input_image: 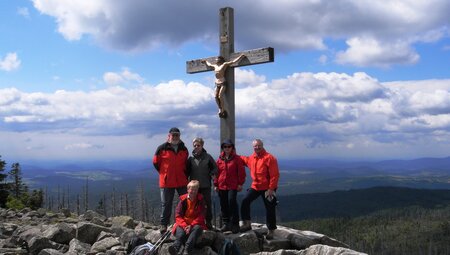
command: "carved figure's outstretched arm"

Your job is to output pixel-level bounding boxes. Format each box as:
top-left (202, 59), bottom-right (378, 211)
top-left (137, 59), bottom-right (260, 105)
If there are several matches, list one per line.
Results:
top-left (202, 59), bottom-right (213, 67)
top-left (227, 54), bottom-right (245, 65)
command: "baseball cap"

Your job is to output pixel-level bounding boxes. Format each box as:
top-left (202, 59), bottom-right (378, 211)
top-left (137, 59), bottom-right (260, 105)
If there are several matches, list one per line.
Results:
top-left (221, 139), bottom-right (234, 148)
top-left (169, 127), bottom-right (180, 134)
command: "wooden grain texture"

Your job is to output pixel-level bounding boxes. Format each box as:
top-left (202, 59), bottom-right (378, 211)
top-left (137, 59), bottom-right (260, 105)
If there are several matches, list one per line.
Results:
top-left (186, 47), bottom-right (274, 74)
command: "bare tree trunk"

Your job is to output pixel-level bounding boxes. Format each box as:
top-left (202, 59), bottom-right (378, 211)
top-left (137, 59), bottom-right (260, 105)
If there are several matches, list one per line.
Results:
top-left (103, 194), bottom-right (108, 218)
top-left (84, 176), bottom-right (89, 212)
top-left (57, 185), bottom-right (61, 210)
top-left (112, 186), bottom-right (116, 217)
top-left (45, 186), bottom-right (49, 210)
top-left (120, 193), bottom-right (124, 216)
top-left (50, 196), bottom-right (54, 212)
top-left (140, 181), bottom-right (145, 221)
top-left (131, 199), bottom-right (136, 219)
top-left (151, 206), bottom-right (156, 225)
top-left (66, 186), bottom-right (70, 210)
top-left (76, 194), bottom-right (80, 215)
top-left (125, 193), bottom-right (129, 216)
top-left (145, 197), bottom-right (150, 223)
top-left (61, 186), bottom-right (65, 211)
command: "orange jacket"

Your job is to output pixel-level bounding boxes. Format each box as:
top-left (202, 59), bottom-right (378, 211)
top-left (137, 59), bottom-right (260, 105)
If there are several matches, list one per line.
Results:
top-left (172, 193), bottom-right (207, 234)
top-left (241, 149), bottom-right (279, 191)
top-left (153, 141), bottom-right (189, 188)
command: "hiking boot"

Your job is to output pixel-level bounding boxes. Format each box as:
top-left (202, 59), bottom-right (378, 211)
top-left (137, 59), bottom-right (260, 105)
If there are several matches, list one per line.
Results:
top-left (240, 220), bottom-right (252, 232)
top-left (219, 224), bottom-right (231, 232)
top-left (168, 245), bottom-right (178, 255)
top-left (160, 224), bottom-right (168, 233)
top-left (183, 244), bottom-right (192, 255)
top-left (266, 229), bottom-right (275, 240)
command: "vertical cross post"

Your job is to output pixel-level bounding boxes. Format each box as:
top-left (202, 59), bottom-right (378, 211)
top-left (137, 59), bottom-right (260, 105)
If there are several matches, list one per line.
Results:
top-left (219, 7), bottom-right (235, 143)
top-left (186, 7), bottom-right (274, 144)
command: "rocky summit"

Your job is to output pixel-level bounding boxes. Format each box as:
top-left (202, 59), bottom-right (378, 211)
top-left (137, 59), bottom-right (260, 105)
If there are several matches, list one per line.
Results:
top-left (0, 207), bottom-right (367, 255)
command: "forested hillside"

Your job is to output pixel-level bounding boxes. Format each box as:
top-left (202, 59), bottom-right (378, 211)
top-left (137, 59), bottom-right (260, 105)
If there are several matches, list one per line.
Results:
top-left (285, 205), bottom-right (450, 255)
top-left (250, 186), bottom-right (450, 222)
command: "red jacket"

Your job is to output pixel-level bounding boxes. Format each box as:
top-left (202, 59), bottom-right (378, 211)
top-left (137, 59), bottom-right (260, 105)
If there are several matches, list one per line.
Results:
top-left (214, 151), bottom-right (246, 190)
top-left (153, 141), bottom-right (189, 188)
top-left (241, 149), bottom-right (279, 191)
top-left (172, 193), bottom-right (207, 234)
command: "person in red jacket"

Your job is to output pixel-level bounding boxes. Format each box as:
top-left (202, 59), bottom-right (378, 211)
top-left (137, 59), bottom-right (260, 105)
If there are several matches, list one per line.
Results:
top-left (153, 127), bottom-right (189, 234)
top-left (240, 139), bottom-right (280, 240)
top-left (169, 180), bottom-right (207, 255)
top-left (214, 139), bottom-right (246, 234)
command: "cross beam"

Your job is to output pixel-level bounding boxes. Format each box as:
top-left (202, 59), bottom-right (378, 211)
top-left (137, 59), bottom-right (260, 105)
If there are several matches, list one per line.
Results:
top-left (186, 7), bottom-right (274, 144)
top-left (186, 47), bottom-right (274, 74)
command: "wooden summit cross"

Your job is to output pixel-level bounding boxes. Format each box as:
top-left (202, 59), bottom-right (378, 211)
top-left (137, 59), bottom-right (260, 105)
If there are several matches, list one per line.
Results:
top-left (186, 7), bottom-right (274, 143)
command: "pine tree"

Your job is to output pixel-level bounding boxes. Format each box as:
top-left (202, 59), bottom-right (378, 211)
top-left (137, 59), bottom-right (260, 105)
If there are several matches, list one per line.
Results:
top-left (28, 189), bottom-right (44, 210)
top-left (9, 162), bottom-right (25, 198)
top-left (0, 156), bottom-right (9, 207)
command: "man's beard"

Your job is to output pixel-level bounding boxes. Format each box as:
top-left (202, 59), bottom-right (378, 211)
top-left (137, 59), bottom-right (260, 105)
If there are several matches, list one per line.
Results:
top-left (171, 140), bottom-right (180, 145)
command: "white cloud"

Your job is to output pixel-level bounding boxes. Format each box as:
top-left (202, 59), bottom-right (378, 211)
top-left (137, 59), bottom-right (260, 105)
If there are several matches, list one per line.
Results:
top-left (31, 0), bottom-right (450, 67)
top-left (335, 37), bottom-right (420, 67)
top-left (2, 70), bottom-right (450, 160)
top-left (0, 80), bottom-right (212, 135)
top-left (235, 69), bottom-right (266, 88)
top-left (103, 68), bottom-right (145, 86)
top-left (64, 143), bottom-right (104, 150)
top-left (103, 72), bottom-right (124, 86)
top-left (0, 53), bottom-right (21, 71)
top-left (17, 7), bottom-right (30, 18)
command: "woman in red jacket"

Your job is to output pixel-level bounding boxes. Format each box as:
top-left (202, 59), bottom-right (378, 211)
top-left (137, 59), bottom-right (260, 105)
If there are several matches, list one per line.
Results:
top-left (214, 139), bottom-right (246, 233)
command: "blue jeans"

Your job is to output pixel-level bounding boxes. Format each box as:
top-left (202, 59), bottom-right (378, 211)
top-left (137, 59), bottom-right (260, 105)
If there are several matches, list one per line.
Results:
top-left (160, 187), bottom-right (187, 226)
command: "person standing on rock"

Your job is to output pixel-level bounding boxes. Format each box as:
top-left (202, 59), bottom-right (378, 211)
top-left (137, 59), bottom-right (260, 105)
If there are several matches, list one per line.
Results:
top-left (240, 139), bottom-right (280, 239)
top-left (214, 139), bottom-right (246, 234)
top-left (169, 180), bottom-right (207, 255)
top-left (153, 127), bottom-right (189, 234)
top-left (186, 137), bottom-right (218, 230)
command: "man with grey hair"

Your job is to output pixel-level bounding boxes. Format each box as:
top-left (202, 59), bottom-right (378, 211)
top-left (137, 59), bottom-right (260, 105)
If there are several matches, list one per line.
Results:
top-left (153, 127), bottom-right (189, 234)
top-left (240, 139), bottom-right (280, 240)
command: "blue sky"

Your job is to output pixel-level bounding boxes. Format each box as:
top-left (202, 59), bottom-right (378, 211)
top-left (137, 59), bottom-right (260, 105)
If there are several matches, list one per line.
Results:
top-left (1, 0), bottom-right (450, 162)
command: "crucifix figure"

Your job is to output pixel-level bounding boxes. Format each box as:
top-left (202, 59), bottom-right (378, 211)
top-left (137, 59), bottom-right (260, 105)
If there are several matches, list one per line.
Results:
top-left (202, 54), bottom-right (245, 118)
top-left (186, 7), bottom-right (274, 143)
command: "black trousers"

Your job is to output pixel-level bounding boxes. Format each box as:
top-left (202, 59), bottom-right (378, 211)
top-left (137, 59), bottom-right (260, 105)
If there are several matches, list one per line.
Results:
top-left (241, 188), bottom-right (277, 230)
top-left (218, 189), bottom-right (239, 225)
top-left (198, 187), bottom-right (212, 223)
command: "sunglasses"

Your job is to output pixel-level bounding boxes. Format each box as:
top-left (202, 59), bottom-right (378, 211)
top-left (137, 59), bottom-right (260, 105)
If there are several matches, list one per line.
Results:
top-left (223, 145), bottom-right (232, 148)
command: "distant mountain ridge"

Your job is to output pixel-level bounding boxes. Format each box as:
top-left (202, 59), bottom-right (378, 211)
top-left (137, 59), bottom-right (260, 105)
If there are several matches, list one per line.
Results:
top-left (279, 156), bottom-right (450, 172)
top-left (20, 155), bottom-right (450, 176)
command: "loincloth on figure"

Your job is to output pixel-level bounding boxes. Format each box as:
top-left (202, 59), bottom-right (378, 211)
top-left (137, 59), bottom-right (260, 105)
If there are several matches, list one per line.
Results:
top-left (215, 81), bottom-right (227, 89)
